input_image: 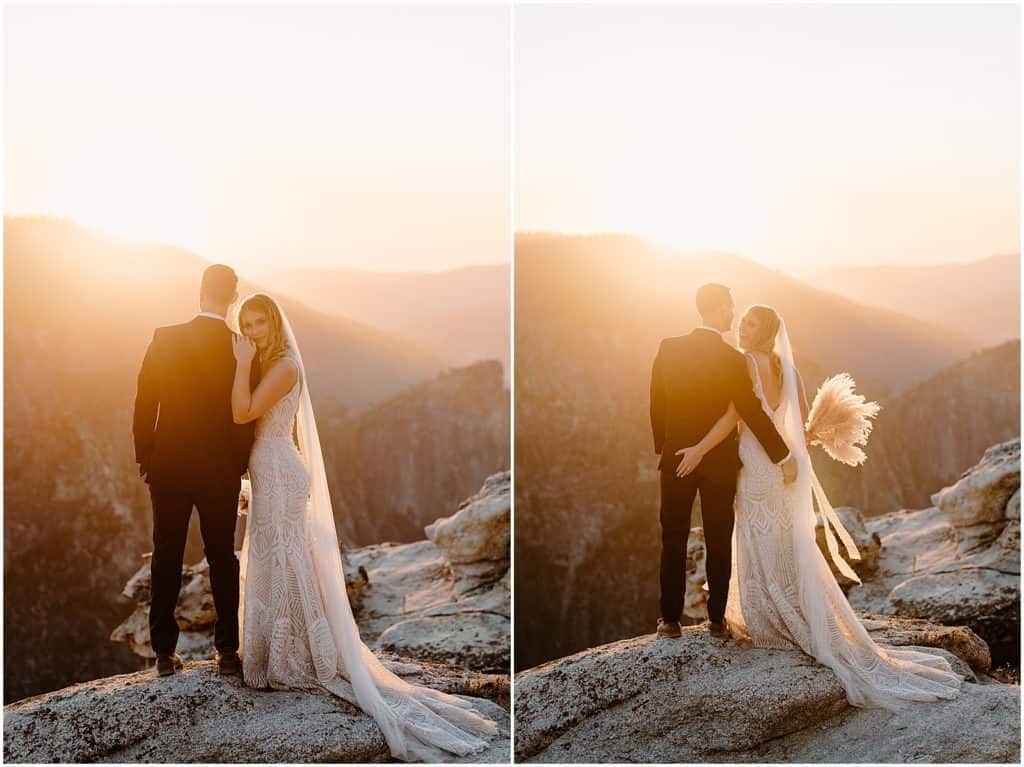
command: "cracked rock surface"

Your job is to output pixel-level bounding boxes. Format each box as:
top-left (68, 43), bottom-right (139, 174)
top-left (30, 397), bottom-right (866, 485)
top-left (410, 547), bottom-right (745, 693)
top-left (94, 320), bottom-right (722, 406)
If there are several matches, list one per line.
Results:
top-left (514, 619), bottom-right (1019, 763)
top-left (847, 440), bottom-right (1020, 666)
top-left (349, 473), bottom-right (510, 674)
top-left (4, 659), bottom-right (509, 763)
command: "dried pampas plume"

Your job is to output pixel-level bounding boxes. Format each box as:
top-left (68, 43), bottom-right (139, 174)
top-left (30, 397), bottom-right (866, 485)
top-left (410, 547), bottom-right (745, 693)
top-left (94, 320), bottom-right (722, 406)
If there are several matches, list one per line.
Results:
top-left (805, 373), bottom-right (880, 466)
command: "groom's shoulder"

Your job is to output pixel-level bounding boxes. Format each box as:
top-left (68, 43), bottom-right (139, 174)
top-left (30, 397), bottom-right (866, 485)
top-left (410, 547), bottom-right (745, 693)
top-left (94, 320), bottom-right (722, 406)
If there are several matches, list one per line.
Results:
top-left (149, 324), bottom-right (172, 344)
top-left (153, 321), bottom-right (189, 338)
top-left (716, 342), bottom-right (747, 370)
top-left (149, 320), bottom-right (199, 348)
top-left (657, 334), bottom-right (689, 352)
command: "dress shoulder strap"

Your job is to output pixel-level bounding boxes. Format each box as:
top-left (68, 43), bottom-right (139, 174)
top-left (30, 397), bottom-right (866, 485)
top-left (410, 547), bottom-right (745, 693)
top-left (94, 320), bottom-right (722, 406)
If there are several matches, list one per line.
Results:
top-left (282, 350), bottom-right (303, 393)
top-left (744, 352), bottom-right (764, 393)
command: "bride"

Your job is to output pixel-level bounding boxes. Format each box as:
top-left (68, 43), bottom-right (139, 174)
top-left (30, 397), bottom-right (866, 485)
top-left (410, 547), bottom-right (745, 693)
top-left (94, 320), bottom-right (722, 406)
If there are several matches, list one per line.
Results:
top-left (675, 305), bottom-right (963, 709)
top-left (228, 293), bottom-right (496, 761)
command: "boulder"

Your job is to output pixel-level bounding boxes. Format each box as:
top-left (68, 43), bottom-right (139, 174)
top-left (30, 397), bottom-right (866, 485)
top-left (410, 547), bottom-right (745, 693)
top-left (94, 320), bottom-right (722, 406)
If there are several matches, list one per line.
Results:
top-left (426, 472), bottom-right (510, 592)
top-left (931, 439), bottom-right (1020, 527)
top-left (1006, 488), bottom-right (1020, 520)
top-left (858, 614), bottom-right (991, 672)
top-left (847, 440), bottom-right (1020, 667)
top-left (343, 470), bottom-right (511, 673)
top-left (110, 557), bottom-right (218, 661)
top-left (347, 538), bottom-right (510, 673)
top-left (683, 528), bottom-right (708, 620)
top-left (514, 620), bottom-right (1019, 763)
top-left (3, 659), bottom-right (509, 764)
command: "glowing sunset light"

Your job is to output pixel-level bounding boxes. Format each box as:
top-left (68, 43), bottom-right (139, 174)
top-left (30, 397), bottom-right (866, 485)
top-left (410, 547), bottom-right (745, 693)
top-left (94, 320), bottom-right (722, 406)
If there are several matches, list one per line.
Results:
top-left (50, 121), bottom-right (211, 252)
top-left (5, 4), bottom-right (509, 273)
top-left (516, 3), bottom-right (1019, 272)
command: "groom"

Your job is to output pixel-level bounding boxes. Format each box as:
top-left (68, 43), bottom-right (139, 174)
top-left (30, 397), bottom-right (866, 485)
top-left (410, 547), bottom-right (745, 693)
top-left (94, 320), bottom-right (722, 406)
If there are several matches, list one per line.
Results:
top-left (650, 283), bottom-right (796, 639)
top-left (133, 265), bottom-right (258, 676)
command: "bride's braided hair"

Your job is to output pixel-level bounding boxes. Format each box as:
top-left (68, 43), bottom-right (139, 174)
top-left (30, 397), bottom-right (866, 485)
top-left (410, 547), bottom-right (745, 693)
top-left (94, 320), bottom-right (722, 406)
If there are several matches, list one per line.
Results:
top-left (239, 293), bottom-right (293, 373)
top-left (740, 305), bottom-right (783, 387)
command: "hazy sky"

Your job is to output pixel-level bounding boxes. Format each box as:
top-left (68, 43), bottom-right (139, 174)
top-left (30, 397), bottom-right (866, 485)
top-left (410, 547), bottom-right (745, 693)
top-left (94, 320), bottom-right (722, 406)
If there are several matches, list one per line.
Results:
top-left (516, 4), bottom-right (1020, 272)
top-left (5, 4), bottom-right (510, 273)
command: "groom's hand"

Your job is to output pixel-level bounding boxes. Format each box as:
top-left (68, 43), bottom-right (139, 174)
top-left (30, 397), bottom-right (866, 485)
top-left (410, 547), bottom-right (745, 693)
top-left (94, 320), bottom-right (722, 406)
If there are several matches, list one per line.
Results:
top-left (781, 455), bottom-right (798, 484)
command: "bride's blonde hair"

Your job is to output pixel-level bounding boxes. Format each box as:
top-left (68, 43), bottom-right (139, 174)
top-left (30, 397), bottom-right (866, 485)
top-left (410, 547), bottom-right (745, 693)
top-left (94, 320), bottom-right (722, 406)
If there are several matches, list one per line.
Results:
top-left (239, 293), bottom-right (292, 370)
top-left (740, 304), bottom-right (783, 387)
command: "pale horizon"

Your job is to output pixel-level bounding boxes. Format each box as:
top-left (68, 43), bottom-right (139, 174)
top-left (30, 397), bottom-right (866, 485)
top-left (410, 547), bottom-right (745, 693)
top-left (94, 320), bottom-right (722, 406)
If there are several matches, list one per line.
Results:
top-left (513, 226), bottom-right (1018, 276)
top-left (516, 4), bottom-right (1020, 272)
top-left (5, 4), bottom-right (510, 274)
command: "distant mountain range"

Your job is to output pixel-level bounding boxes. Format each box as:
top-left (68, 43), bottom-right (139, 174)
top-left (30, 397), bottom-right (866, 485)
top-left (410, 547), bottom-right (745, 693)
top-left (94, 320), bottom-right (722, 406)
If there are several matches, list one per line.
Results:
top-left (513, 232), bottom-right (1012, 671)
top-left (515, 233), bottom-right (977, 398)
top-left (807, 254), bottom-right (1020, 348)
top-left (833, 339), bottom-right (1020, 516)
top-left (3, 216), bottom-right (509, 702)
top-left (4, 216), bottom-right (445, 414)
top-left (258, 264), bottom-right (510, 375)
top-left (325, 360), bottom-right (510, 546)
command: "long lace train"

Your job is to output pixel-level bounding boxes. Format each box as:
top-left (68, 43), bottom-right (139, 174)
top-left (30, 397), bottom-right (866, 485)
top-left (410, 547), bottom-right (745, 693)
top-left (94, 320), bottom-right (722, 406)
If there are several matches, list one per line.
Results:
top-left (724, 334), bottom-right (962, 710)
top-left (236, 322), bottom-right (496, 761)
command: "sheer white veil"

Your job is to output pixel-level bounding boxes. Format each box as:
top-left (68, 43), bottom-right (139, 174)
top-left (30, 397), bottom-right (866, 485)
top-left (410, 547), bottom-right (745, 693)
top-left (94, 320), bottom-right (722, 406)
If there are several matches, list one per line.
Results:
top-left (774, 319), bottom-right (862, 582)
top-left (232, 295), bottom-right (496, 762)
top-left (774, 318), bottom-right (964, 709)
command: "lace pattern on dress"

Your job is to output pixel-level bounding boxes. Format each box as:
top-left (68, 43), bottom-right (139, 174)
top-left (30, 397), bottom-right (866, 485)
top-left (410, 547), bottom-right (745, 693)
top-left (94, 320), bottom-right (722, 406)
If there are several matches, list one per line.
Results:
top-left (239, 353), bottom-right (497, 761)
top-left (725, 353), bottom-right (962, 709)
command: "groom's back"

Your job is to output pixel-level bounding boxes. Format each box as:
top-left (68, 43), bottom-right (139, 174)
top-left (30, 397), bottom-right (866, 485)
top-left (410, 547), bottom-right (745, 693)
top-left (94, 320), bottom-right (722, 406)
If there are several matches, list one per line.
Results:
top-left (140, 317), bottom-right (255, 494)
top-left (650, 330), bottom-right (745, 472)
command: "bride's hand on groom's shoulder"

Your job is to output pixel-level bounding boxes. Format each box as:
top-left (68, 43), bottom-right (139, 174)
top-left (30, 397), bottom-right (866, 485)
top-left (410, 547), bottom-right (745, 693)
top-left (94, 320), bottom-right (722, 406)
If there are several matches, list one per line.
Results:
top-left (674, 446), bottom-right (703, 478)
top-left (233, 334), bottom-right (257, 364)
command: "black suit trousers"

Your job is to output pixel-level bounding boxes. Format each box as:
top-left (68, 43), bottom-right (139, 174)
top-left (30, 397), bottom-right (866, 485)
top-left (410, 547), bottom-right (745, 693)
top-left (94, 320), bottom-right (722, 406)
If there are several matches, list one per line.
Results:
top-left (149, 487), bottom-right (240, 655)
top-left (659, 463), bottom-right (738, 624)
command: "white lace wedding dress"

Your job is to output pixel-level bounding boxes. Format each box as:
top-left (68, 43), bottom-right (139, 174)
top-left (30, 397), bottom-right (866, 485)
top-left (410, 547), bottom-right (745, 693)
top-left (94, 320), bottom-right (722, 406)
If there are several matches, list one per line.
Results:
top-left (238, 344), bottom-right (496, 762)
top-left (725, 328), bottom-right (963, 710)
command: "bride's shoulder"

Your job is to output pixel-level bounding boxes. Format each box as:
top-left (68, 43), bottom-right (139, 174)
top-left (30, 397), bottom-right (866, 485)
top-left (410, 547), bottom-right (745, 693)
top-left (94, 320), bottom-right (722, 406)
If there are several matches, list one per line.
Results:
top-left (264, 353), bottom-right (300, 380)
top-left (740, 350), bottom-right (764, 379)
top-left (743, 349), bottom-right (771, 367)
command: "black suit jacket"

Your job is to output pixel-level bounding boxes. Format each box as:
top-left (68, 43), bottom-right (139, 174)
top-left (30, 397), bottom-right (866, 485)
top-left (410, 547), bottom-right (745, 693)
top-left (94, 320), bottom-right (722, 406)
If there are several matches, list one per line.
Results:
top-left (650, 329), bottom-right (790, 474)
top-left (133, 316), bottom-right (258, 495)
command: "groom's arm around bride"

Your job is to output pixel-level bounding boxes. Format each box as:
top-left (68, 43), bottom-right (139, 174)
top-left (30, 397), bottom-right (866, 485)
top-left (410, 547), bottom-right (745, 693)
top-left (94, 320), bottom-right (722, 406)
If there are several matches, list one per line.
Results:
top-left (649, 337), bottom-right (793, 478)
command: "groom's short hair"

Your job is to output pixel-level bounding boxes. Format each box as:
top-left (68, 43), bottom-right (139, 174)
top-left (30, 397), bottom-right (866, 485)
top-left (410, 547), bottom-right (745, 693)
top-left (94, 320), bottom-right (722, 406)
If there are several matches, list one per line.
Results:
top-left (696, 283), bottom-right (731, 316)
top-left (201, 264), bottom-right (238, 304)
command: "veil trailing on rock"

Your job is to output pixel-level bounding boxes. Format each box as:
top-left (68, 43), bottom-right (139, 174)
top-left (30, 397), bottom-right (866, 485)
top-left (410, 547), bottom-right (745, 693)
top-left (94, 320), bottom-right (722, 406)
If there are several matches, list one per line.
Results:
top-left (232, 296), bottom-right (496, 762)
top-left (731, 317), bottom-right (964, 709)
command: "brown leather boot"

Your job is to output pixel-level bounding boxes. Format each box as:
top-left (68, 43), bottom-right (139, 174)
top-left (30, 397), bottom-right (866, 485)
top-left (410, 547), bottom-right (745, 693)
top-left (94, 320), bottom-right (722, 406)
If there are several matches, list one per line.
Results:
top-left (656, 618), bottom-right (682, 639)
top-left (708, 618), bottom-right (730, 639)
top-left (217, 651), bottom-right (242, 676)
top-left (155, 653), bottom-right (183, 677)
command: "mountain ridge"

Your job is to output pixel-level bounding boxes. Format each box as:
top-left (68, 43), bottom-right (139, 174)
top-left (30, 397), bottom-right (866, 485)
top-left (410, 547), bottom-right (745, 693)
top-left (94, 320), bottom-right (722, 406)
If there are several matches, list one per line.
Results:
top-left (834, 340), bottom-right (1021, 515)
top-left (258, 262), bottom-right (510, 373)
top-left (806, 252), bottom-right (1020, 347)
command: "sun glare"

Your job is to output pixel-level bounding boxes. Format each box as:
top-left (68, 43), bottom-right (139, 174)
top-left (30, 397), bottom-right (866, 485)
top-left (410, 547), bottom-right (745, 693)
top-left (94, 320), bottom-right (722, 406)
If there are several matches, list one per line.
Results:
top-left (50, 122), bottom-right (211, 252)
top-left (596, 156), bottom-right (771, 261)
